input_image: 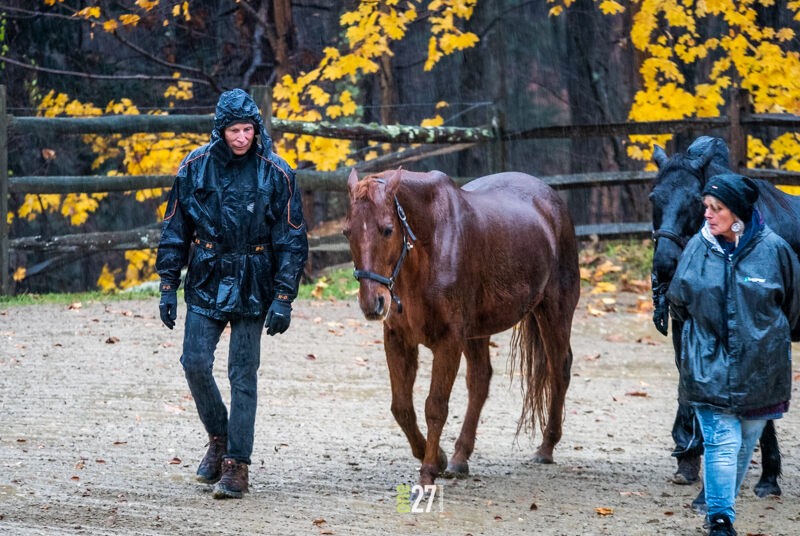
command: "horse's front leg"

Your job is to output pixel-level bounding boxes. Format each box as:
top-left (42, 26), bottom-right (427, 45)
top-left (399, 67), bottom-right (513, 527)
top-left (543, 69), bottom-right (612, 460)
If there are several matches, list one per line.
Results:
top-left (754, 419), bottom-right (782, 497)
top-left (420, 340), bottom-right (462, 486)
top-left (445, 337), bottom-right (492, 478)
top-left (384, 326), bottom-right (427, 461)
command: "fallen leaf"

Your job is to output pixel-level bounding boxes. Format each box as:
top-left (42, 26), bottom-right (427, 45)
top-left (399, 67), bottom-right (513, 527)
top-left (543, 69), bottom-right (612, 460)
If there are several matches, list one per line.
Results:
top-left (583, 353), bottom-right (601, 361)
top-left (604, 333), bottom-right (625, 342)
top-left (635, 295), bottom-right (654, 313)
top-left (595, 507), bottom-right (614, 516)
top-left (590, 281), bottom-right (618, 294)
top-left (68, 302), bottom-right (82, 310)
top-left (312, 519), bottom-right (326, 526)
top-left (306, 354), bottom-right (317, 360)
top-left (75, 460), bottom-right (85, 470)
top-left (105, 336), bottom-right (120, 344)
top-left (168, 457), bottom-right (181, 465)
top-left (113, 441), bottom-right (127, 446)
top-left (625, 391), bottom-right (648, 397)
top-left (636, 336), bottom-right (657, 345)
top-left (70, 476), bottom-right (80, 481)
top-left (529, 502), bottom-right (538, 510)
top-left (587, 305), bottom-right (605, 317)
top-left (493, 515), bottom-right (502, 520)
top-left (163, 403), bottom-right (185, 414)
top-left (320, 530), bottom-right (334, 535)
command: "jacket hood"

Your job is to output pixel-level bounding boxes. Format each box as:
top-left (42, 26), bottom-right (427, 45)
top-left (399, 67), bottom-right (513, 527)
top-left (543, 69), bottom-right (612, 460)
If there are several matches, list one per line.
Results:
top-left (211, 88), bottom-right (272, 153)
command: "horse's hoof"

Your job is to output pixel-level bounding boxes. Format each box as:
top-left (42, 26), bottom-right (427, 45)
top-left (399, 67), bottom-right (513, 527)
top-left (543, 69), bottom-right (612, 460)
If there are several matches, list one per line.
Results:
top-left (443, 461), bottom-right (469, 479)
top-left (691, 489), bottom-right (706, 515)
top-left (671, 456), bottom-right (700, 485)
top-left (754, 480), bottom-right (781, 498)
top-left (532, 451), bottom-right (554, 464)
top-left (437, 449), bottom-right (448, 473)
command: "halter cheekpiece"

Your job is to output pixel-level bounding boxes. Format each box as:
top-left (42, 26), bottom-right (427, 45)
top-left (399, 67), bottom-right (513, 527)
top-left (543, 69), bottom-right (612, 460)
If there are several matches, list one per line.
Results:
top-left (353, 186), bottom-right (417, 313)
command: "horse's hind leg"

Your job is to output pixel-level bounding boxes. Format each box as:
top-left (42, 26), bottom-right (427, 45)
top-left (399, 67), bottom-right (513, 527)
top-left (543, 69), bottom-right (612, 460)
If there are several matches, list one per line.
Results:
top-left (384, 326), bottom-right (428, 463)
top-left (445, 337), bottom-right (492, 479)
top-left (754, 419), bottom-right (782, 497)
top-left (531, 297), bottom-right (576, 464)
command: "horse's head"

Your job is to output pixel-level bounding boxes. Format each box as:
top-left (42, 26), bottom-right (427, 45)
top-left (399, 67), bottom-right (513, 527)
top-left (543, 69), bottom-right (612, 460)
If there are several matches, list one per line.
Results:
top-left (650, 137), bottom-right (732, 284)
top-left (343, 168), bottom-right (410, 321)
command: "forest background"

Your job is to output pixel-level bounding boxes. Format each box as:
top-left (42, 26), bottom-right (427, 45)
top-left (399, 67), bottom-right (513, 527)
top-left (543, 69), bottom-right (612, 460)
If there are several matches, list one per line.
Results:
top-left (3, 0), bottom-right (800, 294)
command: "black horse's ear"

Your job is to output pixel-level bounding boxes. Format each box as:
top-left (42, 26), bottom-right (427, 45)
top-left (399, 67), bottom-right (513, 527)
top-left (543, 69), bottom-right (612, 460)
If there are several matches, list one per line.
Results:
top-left (653, 145), bottom-right (668, 168)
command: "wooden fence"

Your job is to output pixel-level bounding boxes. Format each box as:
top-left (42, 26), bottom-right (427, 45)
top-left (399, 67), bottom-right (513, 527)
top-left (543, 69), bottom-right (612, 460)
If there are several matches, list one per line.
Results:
top-left (3, 86), bottom-right (800, 295)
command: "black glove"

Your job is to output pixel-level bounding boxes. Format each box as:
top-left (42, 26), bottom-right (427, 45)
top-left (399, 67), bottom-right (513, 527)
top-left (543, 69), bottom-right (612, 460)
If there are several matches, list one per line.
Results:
top-left (159, 290), bottom-right (178, 330)
top-left (265, 298), bottom-right (292, 336)
top-left (651, 277), bottom-right (669, 336)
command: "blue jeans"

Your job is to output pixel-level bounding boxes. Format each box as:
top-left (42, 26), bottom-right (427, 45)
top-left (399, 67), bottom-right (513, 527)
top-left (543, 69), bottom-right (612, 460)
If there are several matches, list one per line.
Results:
top-left (180, 309), bottom-right (264, 465)
top-left (694, 406), bottom-right (767, 523)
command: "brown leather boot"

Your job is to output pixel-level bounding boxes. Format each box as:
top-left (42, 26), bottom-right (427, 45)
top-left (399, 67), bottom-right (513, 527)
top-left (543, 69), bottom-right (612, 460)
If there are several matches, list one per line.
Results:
top-left (212, 458), bottom-right (249, 499)
top-left (196, 434), bottom-right (227, 484)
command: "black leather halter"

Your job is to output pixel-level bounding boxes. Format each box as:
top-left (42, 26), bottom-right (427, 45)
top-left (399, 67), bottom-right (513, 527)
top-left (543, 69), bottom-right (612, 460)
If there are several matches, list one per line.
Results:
top-left (652, 228), bottom-right (688, 249)
top-left (353, 195), bottom-right (417, 313)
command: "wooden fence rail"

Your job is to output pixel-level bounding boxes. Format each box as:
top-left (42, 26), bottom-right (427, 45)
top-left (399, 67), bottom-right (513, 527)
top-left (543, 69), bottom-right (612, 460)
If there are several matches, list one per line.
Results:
top-left (3, 86), bottom-right (800, 295)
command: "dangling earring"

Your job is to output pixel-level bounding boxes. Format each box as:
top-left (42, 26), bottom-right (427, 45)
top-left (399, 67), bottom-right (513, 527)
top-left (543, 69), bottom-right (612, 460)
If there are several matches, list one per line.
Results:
top-left (732, 219), bottom-right (744, 248)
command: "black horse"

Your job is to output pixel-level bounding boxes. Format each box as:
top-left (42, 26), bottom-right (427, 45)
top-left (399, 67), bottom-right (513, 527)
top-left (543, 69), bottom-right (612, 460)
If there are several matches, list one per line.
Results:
top-left (650, 136), bottom-right (800, 505)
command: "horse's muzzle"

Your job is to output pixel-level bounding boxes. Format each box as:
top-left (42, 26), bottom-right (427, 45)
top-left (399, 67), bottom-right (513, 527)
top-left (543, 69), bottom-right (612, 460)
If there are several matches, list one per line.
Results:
top-left (361, 294), bottom-right (388, 321)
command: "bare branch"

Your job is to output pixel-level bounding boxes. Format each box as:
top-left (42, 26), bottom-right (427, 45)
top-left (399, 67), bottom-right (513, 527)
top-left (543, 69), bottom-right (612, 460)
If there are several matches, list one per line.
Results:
top-left (0, 55), bottom-right (212, 86)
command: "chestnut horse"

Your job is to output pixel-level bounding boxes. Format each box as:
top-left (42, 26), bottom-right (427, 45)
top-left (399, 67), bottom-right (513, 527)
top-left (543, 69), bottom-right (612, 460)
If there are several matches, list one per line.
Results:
top-left (344, 168), bottom-right (580, 487)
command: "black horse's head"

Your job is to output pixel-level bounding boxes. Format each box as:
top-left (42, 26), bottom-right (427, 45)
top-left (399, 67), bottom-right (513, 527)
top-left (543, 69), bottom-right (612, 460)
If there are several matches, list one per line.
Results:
top-left (650, 136), bottom-right (731, 285)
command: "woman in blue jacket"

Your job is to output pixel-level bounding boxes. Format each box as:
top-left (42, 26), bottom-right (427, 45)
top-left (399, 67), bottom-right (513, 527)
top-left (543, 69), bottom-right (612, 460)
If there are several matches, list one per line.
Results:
top-left (667, 173), bottom-right (800, 536)
top-left (156, 89), bottom-right (308, 499)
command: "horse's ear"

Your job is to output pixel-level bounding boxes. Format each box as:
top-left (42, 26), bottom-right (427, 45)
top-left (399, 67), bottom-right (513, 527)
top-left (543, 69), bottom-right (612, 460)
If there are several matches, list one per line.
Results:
top-left (385, 168), bottom-right (402, 197)
top-left (347, 168), bottom-right (359, 200)
top-left (653, 145), bottom-right (668, 168)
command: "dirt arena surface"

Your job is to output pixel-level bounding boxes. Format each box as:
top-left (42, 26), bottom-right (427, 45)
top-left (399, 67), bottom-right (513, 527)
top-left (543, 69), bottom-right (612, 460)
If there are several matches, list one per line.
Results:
top-left (1, 293), bottom-right (799, 536)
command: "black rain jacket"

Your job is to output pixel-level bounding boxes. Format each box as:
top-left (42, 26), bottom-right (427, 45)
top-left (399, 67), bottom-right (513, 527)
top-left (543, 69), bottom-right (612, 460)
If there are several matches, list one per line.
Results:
top-left (156, 89), bottom-right (308, 319)
top-left (667, 215), bottom-right (800, 413)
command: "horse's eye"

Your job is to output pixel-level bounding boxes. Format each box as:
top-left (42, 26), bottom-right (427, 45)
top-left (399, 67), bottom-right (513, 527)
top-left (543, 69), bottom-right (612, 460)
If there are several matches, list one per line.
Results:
top-left (381, 226), bottom-right (394, 238)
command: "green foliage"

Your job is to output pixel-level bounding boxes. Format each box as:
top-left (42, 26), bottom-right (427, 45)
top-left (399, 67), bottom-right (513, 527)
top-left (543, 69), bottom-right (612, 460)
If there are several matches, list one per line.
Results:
top-left (601, 239), bottom-right (654, 282)
top-left (297, 268), bottom-right (360, 301)
top-left (0, 288), bottom-right (159, 308)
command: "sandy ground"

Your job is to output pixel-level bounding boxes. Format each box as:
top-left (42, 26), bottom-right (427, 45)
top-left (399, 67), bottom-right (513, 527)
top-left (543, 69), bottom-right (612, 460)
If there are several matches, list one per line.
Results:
top-left (1, 293), bottom-right (800, 536)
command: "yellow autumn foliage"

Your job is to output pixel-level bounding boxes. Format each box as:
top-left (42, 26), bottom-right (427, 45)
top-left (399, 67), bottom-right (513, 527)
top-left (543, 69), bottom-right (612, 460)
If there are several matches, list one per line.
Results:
top-left (549, 0), bottom-right (800, 176)
top-left (273, 0), bottom-right (478, 172)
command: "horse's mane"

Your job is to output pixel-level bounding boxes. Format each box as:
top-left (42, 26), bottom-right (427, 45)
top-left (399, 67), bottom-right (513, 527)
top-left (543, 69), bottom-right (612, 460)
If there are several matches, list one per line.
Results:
top-left (355, 169), bottom-right (453, 202)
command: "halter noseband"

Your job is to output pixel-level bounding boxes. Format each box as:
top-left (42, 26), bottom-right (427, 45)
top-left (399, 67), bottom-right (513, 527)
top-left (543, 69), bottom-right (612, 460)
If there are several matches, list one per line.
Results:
top-left (353, 195), bottom-right (417, 313)
top-left (652, 228), bottom-right (688, 249)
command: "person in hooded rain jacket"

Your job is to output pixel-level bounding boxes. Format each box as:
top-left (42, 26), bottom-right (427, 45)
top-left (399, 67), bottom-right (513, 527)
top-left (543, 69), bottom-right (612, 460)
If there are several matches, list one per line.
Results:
top-left (667, 173), bottom-right (800, 536)
top-left (156, 88), bottom-right (308, 499)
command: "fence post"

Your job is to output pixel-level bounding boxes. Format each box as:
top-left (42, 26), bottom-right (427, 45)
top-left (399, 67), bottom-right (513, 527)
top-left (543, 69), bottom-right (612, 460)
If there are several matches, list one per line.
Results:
top-left (0, 85), bottom-right (8, 295)
top-left (728, 88), bottom-right (750, 173)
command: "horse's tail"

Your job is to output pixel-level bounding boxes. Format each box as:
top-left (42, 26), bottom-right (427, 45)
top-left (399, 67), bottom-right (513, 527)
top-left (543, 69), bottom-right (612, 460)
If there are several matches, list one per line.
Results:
top-left (509, 311), bottom-right (556, 439)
